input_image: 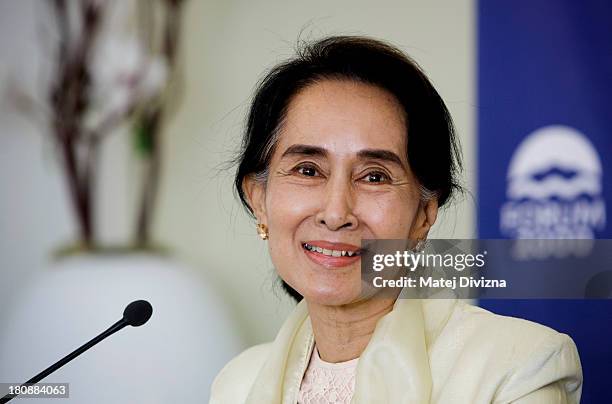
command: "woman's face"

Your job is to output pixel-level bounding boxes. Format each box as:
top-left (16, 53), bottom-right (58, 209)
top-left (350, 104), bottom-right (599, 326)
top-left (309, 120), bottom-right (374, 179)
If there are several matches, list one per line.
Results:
top-left (245, 79), bottom-right (437, 306)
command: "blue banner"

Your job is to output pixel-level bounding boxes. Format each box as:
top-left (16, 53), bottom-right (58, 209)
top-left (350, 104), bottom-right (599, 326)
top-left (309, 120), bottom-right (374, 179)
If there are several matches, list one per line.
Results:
top-left (477, 0), bottom-right (612, 402)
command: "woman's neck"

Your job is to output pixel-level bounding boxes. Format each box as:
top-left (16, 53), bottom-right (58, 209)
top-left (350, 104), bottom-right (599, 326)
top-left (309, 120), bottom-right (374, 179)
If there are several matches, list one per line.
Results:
top-left (306, 295), bottom-right (398, 363)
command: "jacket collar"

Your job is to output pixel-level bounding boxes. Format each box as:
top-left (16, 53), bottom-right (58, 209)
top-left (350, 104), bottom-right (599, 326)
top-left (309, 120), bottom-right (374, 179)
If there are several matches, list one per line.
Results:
top-left (246, 292), bottom-right (457, 404)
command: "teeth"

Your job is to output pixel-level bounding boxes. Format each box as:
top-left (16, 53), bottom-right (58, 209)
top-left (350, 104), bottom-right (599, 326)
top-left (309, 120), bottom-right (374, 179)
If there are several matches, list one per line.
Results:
top-left (303, 243), bottom-right (359, 258)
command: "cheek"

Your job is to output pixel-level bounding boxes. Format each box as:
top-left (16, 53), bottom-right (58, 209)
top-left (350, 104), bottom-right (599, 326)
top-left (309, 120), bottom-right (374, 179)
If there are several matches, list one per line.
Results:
top-left (265, 182), bottom-right (324, 274)
top-left (265, 182), bottom-right (320, 230)
top-left (264, 183), bottom-right (320, 290)
top-left (355, 191), bottom-right (419, 237)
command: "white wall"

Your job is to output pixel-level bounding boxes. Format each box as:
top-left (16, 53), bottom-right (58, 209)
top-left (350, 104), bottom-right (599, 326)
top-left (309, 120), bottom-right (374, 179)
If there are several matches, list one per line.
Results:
top-left (1, 0), bottom-right (475, 348)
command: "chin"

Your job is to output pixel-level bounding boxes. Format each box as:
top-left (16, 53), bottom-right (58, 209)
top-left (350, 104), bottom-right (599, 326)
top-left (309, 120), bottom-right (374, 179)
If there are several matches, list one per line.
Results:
top-left (300, 284), bottom-right (362, 306)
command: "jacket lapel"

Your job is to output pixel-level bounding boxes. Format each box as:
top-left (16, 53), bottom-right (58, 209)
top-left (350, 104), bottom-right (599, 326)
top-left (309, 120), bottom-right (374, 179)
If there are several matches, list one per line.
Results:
top-left (246, 296), bottom-right (456, 404)
top-left (245, 299), bottom-right (313, 404)
top-left (352, 298), bottom-right (432, 403)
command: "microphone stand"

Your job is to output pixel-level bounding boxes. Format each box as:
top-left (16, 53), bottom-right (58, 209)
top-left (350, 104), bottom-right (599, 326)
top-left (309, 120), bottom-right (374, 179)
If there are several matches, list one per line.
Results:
top-left (0, 319), bottom-right (127, 403)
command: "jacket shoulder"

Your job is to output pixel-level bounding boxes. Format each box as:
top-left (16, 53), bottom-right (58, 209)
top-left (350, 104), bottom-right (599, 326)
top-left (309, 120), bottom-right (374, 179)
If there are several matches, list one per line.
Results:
top-left (448, 302), bottom-right (583, 402)
top-left (209, 343), bottom-right (271, 404)
top-left (454, 301), bottom-right (564, 344)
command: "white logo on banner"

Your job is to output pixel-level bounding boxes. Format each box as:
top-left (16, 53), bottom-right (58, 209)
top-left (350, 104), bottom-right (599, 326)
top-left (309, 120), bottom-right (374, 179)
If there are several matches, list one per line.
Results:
top-left (500, 125), bottom-right (606, 246)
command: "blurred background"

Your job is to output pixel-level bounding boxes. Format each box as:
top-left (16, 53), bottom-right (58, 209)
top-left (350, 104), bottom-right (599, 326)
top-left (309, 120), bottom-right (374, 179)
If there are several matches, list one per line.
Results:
top-left (0, 0), bottom-right (609, 403)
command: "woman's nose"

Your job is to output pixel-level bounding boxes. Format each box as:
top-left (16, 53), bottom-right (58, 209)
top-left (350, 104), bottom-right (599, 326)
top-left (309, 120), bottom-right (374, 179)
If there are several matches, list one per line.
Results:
top-left (315, 177), bottom-right (359, 231)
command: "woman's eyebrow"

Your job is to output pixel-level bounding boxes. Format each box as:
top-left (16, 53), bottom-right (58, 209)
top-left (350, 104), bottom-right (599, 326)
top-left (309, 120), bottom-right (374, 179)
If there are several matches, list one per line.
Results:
top-left (281, 144), bottom-right (327, 159)
top-left (357, 149), bottom-right (405, 168)
top-left (280, 145), bottom-right (405, 168)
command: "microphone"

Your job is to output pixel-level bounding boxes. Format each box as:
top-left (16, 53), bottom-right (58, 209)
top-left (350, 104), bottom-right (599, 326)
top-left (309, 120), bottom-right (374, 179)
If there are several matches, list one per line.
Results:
top-left (0, 300), bottom-right (153, 403)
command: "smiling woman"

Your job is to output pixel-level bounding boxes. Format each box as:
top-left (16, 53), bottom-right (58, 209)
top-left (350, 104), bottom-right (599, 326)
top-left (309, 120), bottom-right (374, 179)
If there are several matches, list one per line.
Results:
top-left (210, 36), bottom-right (582, 404)
top-left (247, 79), bottom-right (435, 308)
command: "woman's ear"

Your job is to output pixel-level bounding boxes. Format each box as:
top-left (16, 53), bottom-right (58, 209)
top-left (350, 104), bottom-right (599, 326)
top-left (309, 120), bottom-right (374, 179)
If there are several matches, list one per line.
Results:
top-left (242, 174), bottom-right (268, 224)
top-left (409, 198), bottom-right (439, 240)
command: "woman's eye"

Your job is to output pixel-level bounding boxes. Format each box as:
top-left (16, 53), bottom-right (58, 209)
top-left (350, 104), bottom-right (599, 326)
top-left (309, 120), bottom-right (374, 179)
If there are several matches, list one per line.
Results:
top-left (296, 165), bottom-right (318, 177)
top-left (363, 171), bottom-right (390, 183)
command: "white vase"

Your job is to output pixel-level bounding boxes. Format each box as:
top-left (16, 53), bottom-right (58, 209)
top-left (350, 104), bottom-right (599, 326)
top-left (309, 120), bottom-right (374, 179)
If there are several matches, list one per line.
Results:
top-left (0, 253), bottom-right (244, 403)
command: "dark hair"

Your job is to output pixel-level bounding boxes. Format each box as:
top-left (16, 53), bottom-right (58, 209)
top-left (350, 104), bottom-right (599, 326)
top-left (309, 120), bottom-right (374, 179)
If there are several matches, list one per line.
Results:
top-left (234, 36), bottom-right (463, 302)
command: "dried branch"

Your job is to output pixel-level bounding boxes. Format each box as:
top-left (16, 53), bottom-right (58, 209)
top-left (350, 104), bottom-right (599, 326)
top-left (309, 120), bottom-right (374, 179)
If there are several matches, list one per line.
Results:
top-left (38, 0), bottom-right (188, 249)
top-left (135, 0), bottom-right (185, 246)
top-left (49, 0), bottom-right (103, 247)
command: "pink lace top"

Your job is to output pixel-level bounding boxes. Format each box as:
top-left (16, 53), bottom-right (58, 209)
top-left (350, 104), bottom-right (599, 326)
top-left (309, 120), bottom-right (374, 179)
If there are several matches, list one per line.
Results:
top-left (297, 345), bottom-right (359, 404)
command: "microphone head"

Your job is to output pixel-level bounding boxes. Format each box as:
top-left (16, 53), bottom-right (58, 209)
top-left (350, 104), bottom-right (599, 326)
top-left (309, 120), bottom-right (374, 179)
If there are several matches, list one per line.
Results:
top-left (123, 300), bottom-right (153, 327)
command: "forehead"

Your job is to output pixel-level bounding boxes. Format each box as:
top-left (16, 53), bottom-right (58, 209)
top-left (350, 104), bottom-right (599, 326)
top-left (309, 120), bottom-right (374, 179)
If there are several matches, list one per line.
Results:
top-left (276, 79), bottom-right (408, 157)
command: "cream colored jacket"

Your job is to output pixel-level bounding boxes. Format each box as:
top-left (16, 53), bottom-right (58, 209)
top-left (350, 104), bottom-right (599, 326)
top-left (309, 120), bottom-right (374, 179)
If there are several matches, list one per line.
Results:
top-left (210, 297), bottom-right (582, 403)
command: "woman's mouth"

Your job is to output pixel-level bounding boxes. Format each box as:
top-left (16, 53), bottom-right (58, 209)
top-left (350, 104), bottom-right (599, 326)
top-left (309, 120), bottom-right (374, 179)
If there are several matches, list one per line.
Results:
top-left (301, 241), bottom-right (363, 268)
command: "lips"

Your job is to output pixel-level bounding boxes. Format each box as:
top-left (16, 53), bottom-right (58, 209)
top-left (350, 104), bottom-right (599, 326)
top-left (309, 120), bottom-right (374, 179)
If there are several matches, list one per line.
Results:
top-left (301, 240), bottom-right (362, 268)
